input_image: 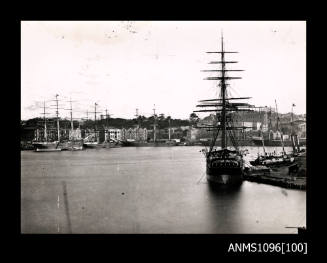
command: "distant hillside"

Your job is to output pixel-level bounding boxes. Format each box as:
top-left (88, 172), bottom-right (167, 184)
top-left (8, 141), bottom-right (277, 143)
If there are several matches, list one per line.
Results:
top-left (199, 111), bottom-right (305, 124)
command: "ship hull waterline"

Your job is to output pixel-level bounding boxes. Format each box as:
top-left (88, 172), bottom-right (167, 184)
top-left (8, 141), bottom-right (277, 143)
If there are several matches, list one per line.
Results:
top-left (33, 142), bottom-right (60, 152)
top-left (206, 165), bottom-right (244, 186)
top-left (83, 142), bottom-right (101, 148)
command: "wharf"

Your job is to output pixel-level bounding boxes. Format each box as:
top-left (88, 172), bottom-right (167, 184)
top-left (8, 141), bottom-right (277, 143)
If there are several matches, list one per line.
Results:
top-left (244, 158), bottom-right (306, 190)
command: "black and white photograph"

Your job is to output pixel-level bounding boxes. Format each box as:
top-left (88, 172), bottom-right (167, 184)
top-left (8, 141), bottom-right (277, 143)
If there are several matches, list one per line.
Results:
top-left (21, 21), bottom-right (306, 234)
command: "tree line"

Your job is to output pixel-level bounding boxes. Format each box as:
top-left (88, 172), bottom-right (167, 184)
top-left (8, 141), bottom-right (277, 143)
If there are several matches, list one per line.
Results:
top-left (21, 114), bottom-right (195, 130)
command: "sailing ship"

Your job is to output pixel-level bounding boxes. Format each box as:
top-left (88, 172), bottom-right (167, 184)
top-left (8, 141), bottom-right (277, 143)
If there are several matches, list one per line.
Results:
top-left (250, 100), bottom-right (295, 167)
top-left (83, 103), bottom-right (103, 148)
top-left (251, 104), bottom-right (305, 147)
top-left (120, 107), bottom-right (174, 147)
top-left (60, 98), bottom-right (83, 151)
top-left (194, 34), bottom-right (254, 185)
top-left (32, 97), bottom-right (61, 152)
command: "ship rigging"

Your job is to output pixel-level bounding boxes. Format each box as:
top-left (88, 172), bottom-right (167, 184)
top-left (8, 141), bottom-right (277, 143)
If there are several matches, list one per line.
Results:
top-left (194, 34), bottom-right (254, 185)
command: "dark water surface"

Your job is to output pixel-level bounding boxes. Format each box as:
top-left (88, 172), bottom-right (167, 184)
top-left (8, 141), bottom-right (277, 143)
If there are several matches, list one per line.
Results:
top-left (21, 146), bottom-right (306, 233)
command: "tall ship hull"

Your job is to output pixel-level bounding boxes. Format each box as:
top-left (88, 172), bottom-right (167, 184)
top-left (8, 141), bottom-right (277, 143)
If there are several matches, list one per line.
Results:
top-left (33, 141), bottom-right (60, 151)
top-left (60, 140), bottom-right (84, 151)
top-left (83, 141), bottom-right (119, 148)
top-left (120, 140), bottom-right (148, 147)
top-left (206, 150), bottom-right (244, 185)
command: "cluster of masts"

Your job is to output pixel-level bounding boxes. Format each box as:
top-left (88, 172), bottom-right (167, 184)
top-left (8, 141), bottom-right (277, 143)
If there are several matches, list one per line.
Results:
top-left (38, 95), bottom-right (162, 141)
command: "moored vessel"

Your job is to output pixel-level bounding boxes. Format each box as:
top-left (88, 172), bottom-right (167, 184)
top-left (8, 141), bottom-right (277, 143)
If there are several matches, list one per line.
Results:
top-left (32, 97), bottom-right (61, 152)
top-left (83, 103), bottom-right (102, 149)
top-left (194, 34), bottom-right (254, 186)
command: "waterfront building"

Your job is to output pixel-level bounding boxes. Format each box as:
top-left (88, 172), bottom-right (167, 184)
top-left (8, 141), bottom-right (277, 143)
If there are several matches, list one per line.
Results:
top-left (105, 128), bottom-right (122, 141)
top-left (83, 129), bottom-right (103, 143)
top-left (69, 127), bottom-right (82, 140)
top-left (121, 127), bottom-right (148, 141)
top-left (187, 127), bottom-right (212, 142)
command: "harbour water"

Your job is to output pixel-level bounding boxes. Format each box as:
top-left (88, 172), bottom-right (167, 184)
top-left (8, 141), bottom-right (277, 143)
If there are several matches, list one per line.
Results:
top-left (21, 146), bottom-right (306, 234)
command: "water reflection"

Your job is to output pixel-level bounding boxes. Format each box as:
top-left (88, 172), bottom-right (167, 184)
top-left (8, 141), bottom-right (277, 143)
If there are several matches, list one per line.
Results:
top-left (205, 181), bottom-right (244, 233)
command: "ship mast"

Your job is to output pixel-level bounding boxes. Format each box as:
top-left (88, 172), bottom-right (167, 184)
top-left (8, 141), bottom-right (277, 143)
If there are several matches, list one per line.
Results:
top-left (135, 108), bottom-right (140, 141)
top-left (290, 103), bottom-right (299, 153)
top-left (268, 106), bottom-right (272, 140)
top-left (153, 104), bottom-right (156, 143)
top-left (55, 94), bottom-right (60, 141)
top-left (64, 98), bottom-right (76, 140)
top-left (168, 116), bottom-right (171, 141)
top-left (275, 99), bottom-right (280, 132)
top-left (194, 33), bottom-right (252, 154)
top-left (275, 99), bottom-right (285, 154)
top-left (89, 103), bottom-right (101, 142)
top-left (220, 34), bottom-right (227, 149)
top-left (70, 99), bottom-right (73, 132)
top-left (41, 101), bottom-right (50, 141)
top-left (105, 109), bottom-right (110, 128)
top-left (49, 94), bottom-right (62, 142)
top-left (291, 103), bottom-right (295, 135)
top-left (94, 103), bottom-right (98, 141)
top-left (135, 108), bottom-right (140, 129)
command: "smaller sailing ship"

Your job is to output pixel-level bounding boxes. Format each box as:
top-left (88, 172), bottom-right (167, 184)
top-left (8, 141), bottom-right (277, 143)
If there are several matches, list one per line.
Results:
top-left (120, 106), bottom-right (168, 147)
top-left (194, 34), bottom-right (254, 185)
top-left (60, 98), bottom-right (83, 151)
top-left (83, 103), bottom-right (103, 148)
top-left (251, 104), bottom-right (305, 147)
top-left (33, 97), bottom-right (61, 152)
top-left (250, 100), bottom-right (295, 167)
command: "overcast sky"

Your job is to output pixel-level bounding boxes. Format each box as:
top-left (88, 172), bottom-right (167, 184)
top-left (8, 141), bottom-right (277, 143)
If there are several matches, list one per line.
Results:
top-left (21, 21), bottom-right (306, 120)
